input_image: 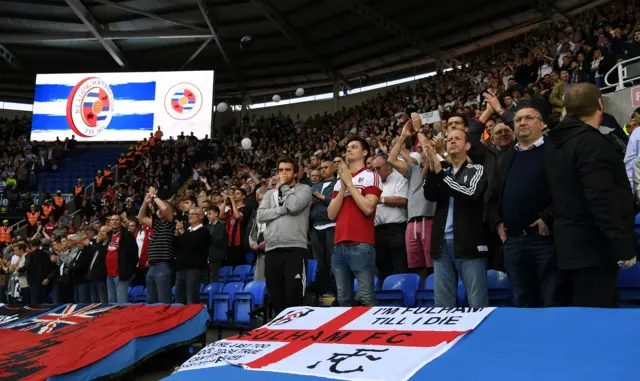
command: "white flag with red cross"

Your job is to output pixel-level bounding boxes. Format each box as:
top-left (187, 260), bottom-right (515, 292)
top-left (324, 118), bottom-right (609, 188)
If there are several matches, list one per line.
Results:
top-left (178, 306), bottom-right (495, 381)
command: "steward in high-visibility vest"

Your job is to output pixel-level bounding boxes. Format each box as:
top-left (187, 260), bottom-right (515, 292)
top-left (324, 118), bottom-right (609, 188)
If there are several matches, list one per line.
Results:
top-left (74, 179), bottom-right (84, 198)
top-left (135, 143), bottom-right (143, 157)
top-left (53, 191), bottom-right (65, 209)
top-left (94, 170), bottom-right (105, 192)
top-left (0, 220), bottom-right (12, 244)
top-left (126, 147), bottom-right (135, 164)
top-left (118, 154), bottom-right (127, 170)
top-left (142, 138), bottom-right (150, 151)
top-left (104, 165), bottom-right (114, 184)
top-left (41, 200), bottom-right (54, 221)
top-left (26, 205), bottom-right (40, 227)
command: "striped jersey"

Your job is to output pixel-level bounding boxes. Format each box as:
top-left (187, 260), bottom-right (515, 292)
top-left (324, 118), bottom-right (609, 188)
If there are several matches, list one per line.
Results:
top-left (147, 218), bottom-right (176, 263)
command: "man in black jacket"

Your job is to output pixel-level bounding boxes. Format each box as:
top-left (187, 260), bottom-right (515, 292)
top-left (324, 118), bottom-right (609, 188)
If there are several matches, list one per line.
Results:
top-left (88, 226), bottom-right (110, 303)
top-left (68, 233), bottom-right (92, 303)
top-left (106, 214), bottom-right (139, 303)
top-left (310, 160), bottom-right (338, 297)
top-left (487, 106), bottom-right (556, 307)
top-left (175, 207), bottom-right (209, 304)
top-left (19, 238), bottom-right (55, 306)
top-left (547, 83), bottom-right (636, 307)
top-left (423, 129), bottom-right (489, 308)
top-left (206, 205), bottom-right (227, 283)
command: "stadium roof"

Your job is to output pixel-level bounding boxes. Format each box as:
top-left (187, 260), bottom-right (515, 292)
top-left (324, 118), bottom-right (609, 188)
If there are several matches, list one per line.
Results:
top-left (0, 0), bottom-right (610, 104)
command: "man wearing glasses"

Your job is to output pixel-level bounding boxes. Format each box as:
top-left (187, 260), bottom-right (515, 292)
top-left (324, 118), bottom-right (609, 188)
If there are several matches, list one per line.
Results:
top-left (487, 106), bottom-right (556, 307)
top-left (175, 207), bottom-right (209, 304)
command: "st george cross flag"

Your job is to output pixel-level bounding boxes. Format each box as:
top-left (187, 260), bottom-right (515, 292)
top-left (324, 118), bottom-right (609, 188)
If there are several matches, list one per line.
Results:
top-left (0, 303), bottom-right (204, 381)
top-left (177, 306), bottom-right (495, 381)
top-left (0, 305), bottom-right (54, 328)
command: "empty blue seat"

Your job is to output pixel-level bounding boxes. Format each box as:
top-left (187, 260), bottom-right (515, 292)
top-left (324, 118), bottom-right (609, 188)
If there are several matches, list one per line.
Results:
top-left (134, 287), bottom-right (148, 303)
top-left (353, 276), bottom-right (380, 292)
top-left (203, 282), bottom-right (223, 311)
top-left (307, 259), bottom-right (318, 286)
top-left (128, 286), bottom-right (144, 303)
top-left (171, 285), bottom-right (176, 303)
top-left (376, 274), bottom-right (421, 307)
top-left (416, 274), bottom-right (435, 307)
top-left (246, 265), bottom-right (256, 283)
top-left (617, 265), bottom-right (640, 306)
top-left (212, 282), bottom-right (244, 325)
top-left (234, 280), bottom-right (267, 326)
top-left (487, 270), bottom-right (512, 306)
top-left (219, 266), bottom-right (233, 283)
top-left (635, 214), bottom-right (640, 234)
top-left (227, 265), bottom-right (253, 283)
top-left (246, 252), bottom-right (255, 265)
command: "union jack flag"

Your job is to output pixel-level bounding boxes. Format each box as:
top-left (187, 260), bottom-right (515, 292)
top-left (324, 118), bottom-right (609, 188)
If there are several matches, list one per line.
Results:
top-left (9, 304), bottom-right (116, 334)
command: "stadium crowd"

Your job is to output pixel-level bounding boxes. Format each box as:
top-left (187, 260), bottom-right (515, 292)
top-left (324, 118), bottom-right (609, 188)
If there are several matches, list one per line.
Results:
top-left (1, 2), bottom-right (639, 310)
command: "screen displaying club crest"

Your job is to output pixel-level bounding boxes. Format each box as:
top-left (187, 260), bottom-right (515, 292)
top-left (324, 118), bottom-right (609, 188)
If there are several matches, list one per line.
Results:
top-left (164, 83), bottom-right (203, 120)
top-left (31, 70), bottom-right (214, 142)
top-left (66, 77), bottom-right (115, 138)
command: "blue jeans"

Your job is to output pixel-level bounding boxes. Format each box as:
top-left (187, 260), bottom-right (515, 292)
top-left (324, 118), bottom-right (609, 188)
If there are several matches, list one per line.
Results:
top-left (107, 276), bottom-right (131, 304)
top-left (434, 239), bottom-right (488, 307)
top-left (146, 263), bottom-right (172, 304)
top-left (332, 243), bottom-right (377, 306)
top-left (90, 281), bottom-right (108, 303)
top-left (175, 269), bottom-right (202, 305)
top-left (75, 283), bottom-right (91, 303)
top-left (503, 234), bottom-right (557, 307)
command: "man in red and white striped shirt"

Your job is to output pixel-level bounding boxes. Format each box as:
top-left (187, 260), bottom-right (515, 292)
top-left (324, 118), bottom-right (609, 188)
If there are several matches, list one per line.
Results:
top-left (328, 137), bottom-right (382, 306)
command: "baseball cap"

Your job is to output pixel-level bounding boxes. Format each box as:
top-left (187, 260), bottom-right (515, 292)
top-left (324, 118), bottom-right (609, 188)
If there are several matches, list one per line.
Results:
top-left (56, 190), bottom-right (61, 194)
top-left (2, 220), bottom-right (8, 224)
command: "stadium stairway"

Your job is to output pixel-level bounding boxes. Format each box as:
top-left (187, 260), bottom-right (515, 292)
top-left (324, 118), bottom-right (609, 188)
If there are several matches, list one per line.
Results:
top-left (37, 145), bottom-right (128, 195)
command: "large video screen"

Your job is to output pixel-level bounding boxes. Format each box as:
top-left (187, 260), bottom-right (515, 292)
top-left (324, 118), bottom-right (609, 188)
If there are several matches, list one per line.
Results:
top-left (31, 70), bottom-right (214, 141)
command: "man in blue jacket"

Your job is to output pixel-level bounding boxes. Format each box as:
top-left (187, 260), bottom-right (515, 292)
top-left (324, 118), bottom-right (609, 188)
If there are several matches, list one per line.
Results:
top-left (310, 160), bottom-right (338, 297)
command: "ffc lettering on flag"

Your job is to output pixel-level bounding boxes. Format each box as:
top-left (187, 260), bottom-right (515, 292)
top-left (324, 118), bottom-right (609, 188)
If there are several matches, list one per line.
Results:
top-left (0, 305), bottom-right (54, 328)
top-left (178, 306), bottom-right (495, 381)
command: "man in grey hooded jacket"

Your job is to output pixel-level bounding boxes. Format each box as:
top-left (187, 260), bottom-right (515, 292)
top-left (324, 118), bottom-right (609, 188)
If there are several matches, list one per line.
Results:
top-left (257, 156), bottom-right (312, 314)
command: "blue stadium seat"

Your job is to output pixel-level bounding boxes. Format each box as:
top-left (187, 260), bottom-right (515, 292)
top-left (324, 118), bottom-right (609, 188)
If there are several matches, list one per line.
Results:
top-left (212, 282), bottom-right (244, 325)
top-left (635, 214), bottom-right (640, 234)
top-left (353, 276), bottom-right (380, 292)
top-left (128, 286), bottom-right (144, 303)
top-left (416, 274), bottom-right (435, 307)
top-left (245, 265), bottom-right (256, 283)
top-left (376, 274), bottom-right (421, 307)
top-left (307, 259), bottom-right (318, 286)
top-left (617, 265), bottom-right (640, 307)
top-left (227, 265), bottom-right (253, 282)
top-left (203, 282), bottom-right (223, 311)
top-left (487, 270), bottom-right (512, 306)
top-left (171, 285), bottom-right (176, 303)
top-left (134, 287), bottom-right (148, 303)
top-left (234, 280), bottom-right (267, 327)
top-left (457, 278), bottom-right (468, 307)
top-left (246, 252), bottom-right (255, 265)
top-left (219, 266), bottom-right (233, 283)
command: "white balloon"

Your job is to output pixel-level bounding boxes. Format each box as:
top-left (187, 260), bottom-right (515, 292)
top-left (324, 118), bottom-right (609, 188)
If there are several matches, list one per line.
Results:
top-left (241, 138), bottom-right (252, 150)
top-left (216, 102), bottom-right (228, 112)
top-left (295, 88), bottom-right (304, 96)
top-left (272, 94), bottom-right (281, 102)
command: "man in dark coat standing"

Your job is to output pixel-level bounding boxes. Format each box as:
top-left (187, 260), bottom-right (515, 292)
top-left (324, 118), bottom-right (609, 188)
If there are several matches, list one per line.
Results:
top-left (546, 83), bottom-right (636, 308)
top-left (105, 214), bottom-right (139, 303)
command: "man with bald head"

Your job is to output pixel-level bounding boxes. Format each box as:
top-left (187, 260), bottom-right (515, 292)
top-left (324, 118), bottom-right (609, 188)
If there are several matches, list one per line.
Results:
top-left (487, 105), bottom-right (555, 307)
top-left (371, 154), bottom-right (408, 284)
top-left (491, 123), bottom-right (515, 152)
top-left (547, 83), bottom-right (636, 308)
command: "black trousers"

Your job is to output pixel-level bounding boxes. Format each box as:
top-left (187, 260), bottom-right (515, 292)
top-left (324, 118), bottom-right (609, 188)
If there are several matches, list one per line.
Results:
top-left (310, 227), bottom-right (335, 294)
top-left (225, 246), bottom-right (246, 268)
top-left (375, 223), bottom-right (408, 284)
top-left (265, 247), bottom-right (306, 315)
top-left (558, 264), bottom-right (619, 308)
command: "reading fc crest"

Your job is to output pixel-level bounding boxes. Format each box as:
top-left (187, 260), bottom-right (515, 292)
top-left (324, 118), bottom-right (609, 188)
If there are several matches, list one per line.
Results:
top-left (164, 82), bottom-right (203, 120)
top-left (66, 77), bottom-right (114, 138)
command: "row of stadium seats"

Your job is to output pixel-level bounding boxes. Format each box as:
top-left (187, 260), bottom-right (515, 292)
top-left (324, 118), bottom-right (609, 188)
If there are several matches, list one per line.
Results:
top-left (218, 260), bottom-right (319, 287)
